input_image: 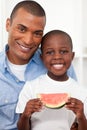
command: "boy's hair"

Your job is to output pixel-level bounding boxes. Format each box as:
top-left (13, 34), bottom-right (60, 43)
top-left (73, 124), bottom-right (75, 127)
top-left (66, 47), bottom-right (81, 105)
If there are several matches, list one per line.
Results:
top-left (10, 0), bottom-right (46, 22)
top-left (41, 30), bottom-right (73, 51)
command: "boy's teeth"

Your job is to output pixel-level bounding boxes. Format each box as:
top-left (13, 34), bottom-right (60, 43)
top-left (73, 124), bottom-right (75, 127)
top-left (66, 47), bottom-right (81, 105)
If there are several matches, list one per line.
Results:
top-left (53, 64), bottom-right (63, 69)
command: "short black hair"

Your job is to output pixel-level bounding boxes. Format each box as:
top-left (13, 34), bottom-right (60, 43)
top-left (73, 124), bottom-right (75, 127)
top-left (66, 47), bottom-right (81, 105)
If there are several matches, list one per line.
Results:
top-left (41, 30), bottom-right (73, 51)
top-left (10, 0), bottom-right (46, 22)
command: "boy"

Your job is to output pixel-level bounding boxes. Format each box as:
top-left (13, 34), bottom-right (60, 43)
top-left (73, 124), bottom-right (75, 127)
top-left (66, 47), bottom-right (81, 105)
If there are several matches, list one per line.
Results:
top-left (16, 30), bottom-right (87, 130)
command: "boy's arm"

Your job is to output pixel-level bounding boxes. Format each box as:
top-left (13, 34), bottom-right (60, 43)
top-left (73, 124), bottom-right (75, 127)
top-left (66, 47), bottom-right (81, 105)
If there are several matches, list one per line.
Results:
top-left (17, 98), bottom-right (43, 130)
top-left (70, 120), bottom-right (78, 130)
top-left (17, 114), bottom-right (31, 130)
top-left (71, 118), bottom-right (87, 130)
top-left (77, 115), bottom-right (87, 130)
top-left (66, 97), bottom-right (87, 130)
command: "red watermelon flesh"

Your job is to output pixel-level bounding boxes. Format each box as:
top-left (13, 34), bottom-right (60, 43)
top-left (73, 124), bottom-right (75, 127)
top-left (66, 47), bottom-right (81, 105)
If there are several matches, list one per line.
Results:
top-left (37, 93), bottom-right (70, 109)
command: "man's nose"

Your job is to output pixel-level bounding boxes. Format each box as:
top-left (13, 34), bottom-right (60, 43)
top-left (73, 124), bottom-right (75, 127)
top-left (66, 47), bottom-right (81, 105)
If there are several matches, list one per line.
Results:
top-left (24, 32), bottom-right (33, 45)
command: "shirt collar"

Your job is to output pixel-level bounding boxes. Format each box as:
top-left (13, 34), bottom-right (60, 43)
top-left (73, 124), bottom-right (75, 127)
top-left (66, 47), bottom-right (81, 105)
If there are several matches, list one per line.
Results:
top-left (3, 44), bottom-right (10, 72)
top-left (3, 45), bottom-right (41, 70)
top-left (31, 48), bottom-right (41, 65)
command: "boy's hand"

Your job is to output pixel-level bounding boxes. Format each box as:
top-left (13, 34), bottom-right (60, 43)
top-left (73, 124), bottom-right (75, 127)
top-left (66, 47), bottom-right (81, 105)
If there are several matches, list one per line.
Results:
top-left (23, 98), bottom-right (43, 118)
top-left (65, 97), bottom-right (84, 119)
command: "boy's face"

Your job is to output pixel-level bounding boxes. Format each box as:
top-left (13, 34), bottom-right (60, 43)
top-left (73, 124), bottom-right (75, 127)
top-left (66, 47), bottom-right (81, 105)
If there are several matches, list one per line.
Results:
top-left (41, 34), bottom-right (74, 81)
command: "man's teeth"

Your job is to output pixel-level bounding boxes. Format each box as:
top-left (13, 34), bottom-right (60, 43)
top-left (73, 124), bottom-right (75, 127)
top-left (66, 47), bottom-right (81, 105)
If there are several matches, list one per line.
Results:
top-left (20, 45), bottom-right (30, 51)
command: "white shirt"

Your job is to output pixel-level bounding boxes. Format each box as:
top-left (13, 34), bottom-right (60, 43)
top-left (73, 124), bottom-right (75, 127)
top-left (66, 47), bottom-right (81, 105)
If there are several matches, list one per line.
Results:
top-left (7, 58), bottom-right (27, 81)
top-left (16, 74), bottom-right (87, 130)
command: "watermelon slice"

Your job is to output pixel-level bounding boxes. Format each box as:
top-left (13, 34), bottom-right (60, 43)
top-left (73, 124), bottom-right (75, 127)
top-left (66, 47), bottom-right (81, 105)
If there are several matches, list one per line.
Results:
top-left (37, 93), bottom-right (70, 109)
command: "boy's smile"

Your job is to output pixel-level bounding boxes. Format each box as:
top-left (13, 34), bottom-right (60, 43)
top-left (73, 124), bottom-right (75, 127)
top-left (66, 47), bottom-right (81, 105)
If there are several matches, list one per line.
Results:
top-left (41, 33), bottom-right (74, 81)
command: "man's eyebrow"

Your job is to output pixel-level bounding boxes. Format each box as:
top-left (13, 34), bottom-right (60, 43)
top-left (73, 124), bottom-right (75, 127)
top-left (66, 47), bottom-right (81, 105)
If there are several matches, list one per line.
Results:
top-left (35, 30), bottom-right (43, 33)
top-left (17, 24), bottom-right (43, 32)
top-left (17, 24), bottom-right (27, 28)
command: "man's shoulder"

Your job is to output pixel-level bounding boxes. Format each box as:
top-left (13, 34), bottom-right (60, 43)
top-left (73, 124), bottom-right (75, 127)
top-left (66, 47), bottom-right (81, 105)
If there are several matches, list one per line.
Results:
top-left (0, 50), bottom-right (4, 57)
top-left (0, 50), bottom-right (7, 73)
top-left (31, 48), bottom-right (44, 66)
top-left (33, 48), bottom-right (41, 62)
top-left (0, 51), bottom-right (5, 63)
top-left (26, 74), bottom-right (46, 86)
top-left (26, 49), bottom-right (47, 80)
top-left (67, 64), bottom-right (77, 81)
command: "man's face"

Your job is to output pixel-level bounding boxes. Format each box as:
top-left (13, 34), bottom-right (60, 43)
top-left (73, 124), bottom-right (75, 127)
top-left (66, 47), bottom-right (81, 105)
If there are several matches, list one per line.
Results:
top-left (6, 8), bottom-right (46, 64)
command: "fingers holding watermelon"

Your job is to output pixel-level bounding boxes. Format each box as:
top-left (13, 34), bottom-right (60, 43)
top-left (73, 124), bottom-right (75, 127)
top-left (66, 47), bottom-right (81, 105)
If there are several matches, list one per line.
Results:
top-left (65, 97), bottom-right (84, 119)
top-left (23, 98), bottom-right (43, 118)
top-left (37, 93), bottom-right (70, 109)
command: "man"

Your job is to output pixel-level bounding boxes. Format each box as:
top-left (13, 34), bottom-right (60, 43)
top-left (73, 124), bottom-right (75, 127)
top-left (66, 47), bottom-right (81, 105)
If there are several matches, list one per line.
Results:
top-left (0, 0), bottom-right (77, 130)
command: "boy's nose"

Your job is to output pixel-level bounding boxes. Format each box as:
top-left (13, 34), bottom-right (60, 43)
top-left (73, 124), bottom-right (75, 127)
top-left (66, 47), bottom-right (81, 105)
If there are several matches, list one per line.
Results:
top-left (54, 52), bottom-right (62, 59)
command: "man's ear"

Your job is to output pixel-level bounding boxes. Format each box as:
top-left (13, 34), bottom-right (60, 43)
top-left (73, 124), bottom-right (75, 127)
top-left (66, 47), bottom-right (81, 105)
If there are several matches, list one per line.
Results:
top-left (72, 52), bottom-right (75, 60)
top-left (6, 18), bottom-right (11, 32)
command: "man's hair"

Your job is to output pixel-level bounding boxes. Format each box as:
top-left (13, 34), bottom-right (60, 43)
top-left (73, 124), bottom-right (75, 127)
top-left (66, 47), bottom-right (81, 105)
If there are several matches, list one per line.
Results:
top-left (41, 30), bottom-right (73, 51)
top-left (10, 0), bottom-right (46, 22)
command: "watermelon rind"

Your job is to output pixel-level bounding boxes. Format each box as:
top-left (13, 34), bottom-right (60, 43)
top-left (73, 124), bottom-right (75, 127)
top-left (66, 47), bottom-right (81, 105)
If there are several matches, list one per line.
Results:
top-left (45, 102), bottom-right (66, 109)
top-left (37, 93), bottom-right (70, 109)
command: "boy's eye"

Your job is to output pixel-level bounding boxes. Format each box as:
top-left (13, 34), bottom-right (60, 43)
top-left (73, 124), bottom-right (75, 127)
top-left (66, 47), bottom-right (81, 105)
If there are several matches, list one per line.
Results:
top-left (46, 51), bottom-right (54, 55)
top-left (60, 50), bottom-right (68, 54)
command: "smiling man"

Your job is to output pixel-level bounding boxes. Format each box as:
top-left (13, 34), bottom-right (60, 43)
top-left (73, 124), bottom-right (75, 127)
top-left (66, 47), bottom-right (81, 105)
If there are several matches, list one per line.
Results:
top-left (0, 1), bottom-right (46, 130)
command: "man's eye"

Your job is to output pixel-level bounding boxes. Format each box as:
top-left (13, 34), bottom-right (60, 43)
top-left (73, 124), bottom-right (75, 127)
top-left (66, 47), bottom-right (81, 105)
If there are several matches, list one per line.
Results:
top-left (18, 26), bottom-right (26, 32)
top-left (19, 27), bottom-right (26, 32)
top-left (35, 32), bottom-right (43, 37)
